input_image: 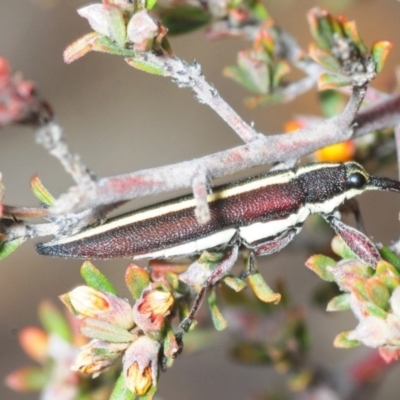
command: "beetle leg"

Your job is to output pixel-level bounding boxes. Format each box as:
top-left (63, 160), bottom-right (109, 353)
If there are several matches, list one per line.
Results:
top-left (339, 198), bottom-right (366, 233)
top-left (176, 244), bottom-right (239, 345)
top-left (323, 214), bottom-right (380, 267)
top-left (253, 227), bottom-right (300, 256)
top-left (240, 227), bottom-right (300, 278)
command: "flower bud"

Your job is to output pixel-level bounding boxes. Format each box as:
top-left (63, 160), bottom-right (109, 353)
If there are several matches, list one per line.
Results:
top-left (78, 4), bottom-right (109, 37)
top-left (123, 336), bottom-right (160, 395)
top-left (72, 339), bottom-right (129, 377)
top-left (19, 327), bottom-right (48, 363)
top-left (64, 286), bottom-right (134, 330)
top-left (127, 11), bottom-right (159, 50)
top-left (139, 289), bottom-right (174, 317)
top-left (133, 288), bottom-right (174, 332)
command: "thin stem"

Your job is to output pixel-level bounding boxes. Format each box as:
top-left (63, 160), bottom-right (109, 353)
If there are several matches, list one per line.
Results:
top-left (145, 55), bottom-right (261, 143)
top-left (35, 122), bottom-right (96, 190)
top-left (49, 86), bottom-right (372, 213)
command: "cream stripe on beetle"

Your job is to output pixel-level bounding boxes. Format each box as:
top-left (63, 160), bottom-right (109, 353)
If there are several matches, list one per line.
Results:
top-left (41, 163), bottom-right (343, 247)
top-left (48, 168), bottom-right (297, 246)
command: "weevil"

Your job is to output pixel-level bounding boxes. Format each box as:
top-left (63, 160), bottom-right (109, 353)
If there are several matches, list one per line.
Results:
top-left (36, 161), bottom-right (400, 264)
top-left (36, 161), bottom-right (400, 332)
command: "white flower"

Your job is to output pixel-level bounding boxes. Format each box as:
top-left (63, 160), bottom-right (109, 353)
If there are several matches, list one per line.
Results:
top-left (126, 11), bottom-right (159, 45)
top-left (78, 4), bottom-right (110, 37)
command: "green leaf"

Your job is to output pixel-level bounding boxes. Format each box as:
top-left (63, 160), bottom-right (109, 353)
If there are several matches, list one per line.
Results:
top-left (309, 44), bottom-right (341, 72)
top-left (63, 32), bottom-right (101, 63)
top-left (94, 36), bottom-right (135, 57)
top-left (64, 32), bottom-right (136, 64)
top-left (5, 367), bottom-right (48, 391)
top-left (0, 237), bottom-right (25, 260)
top-left (208, 289), bottom-right (227, 331)
top-left (110, 372), bottom-right (136, 400)
top-left (319, 90), bottom-right (346, 117)
top-left (331, 235), bottom-right (358, 260)
top-left (106, 4), bottom-right (127, 48)
top-left (333, 331), bottom-right (360, 348)
top-left (164, 272), bottom-right (181, 292)
top-left (198, 250), bottom-right (226, 264)
top-left (365, 278), bottom-right (390, 310)
top-left (81, 261), bottom-right (117, 295)
top-left (146, 0), bottom-right (157, 10)
top-left (272, 60), bottom-right (290, 88)
top-left (81, 318), bottom-right (135, 343)
top-left (379, 247), bottom-right (400, 274)
top-left (343, 20), bottom-right (367, 54)
top-left (375, 260), bottom-right (400, 291)
top-left (162, 326), bottom-right (179, 360)
top-left (327, 293), bottom-right (351, 311)
top-left (307, 8), bottom-right (334, 51)
top-left (318, 73), bottom-right (352, 90)
top-left (59, 293), bottom-right (76, 316)
top-left (364, 301), bottom-right (388, 319)
top-left (159, 6), bottom-right (212, 35)
top-left (30, 176), bottom-right (55, 206)
top-left (243, 92), bottom-right (285, 108)
top-left (141, 385), bottom-right (158, 400)
top-left (371, 41), bottom-right (393, 73)
top-left (223, 275), bottom-right (247, 292)
top-left (248, 272), bottom-right (281, 303)
top-left (38, 300), bottom-right (72, 342)
top-left (251, 2), bottom-right (270, 21)
top-left (125, 264), bottom-right (150, 300)
top-left (305, 254), bottom-right (336, 281)
top-left (125, 57), bottom-right (166, 76)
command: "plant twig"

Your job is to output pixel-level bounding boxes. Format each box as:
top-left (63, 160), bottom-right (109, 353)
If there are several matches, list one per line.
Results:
top-left (50, 80), bottom-right (369, 214)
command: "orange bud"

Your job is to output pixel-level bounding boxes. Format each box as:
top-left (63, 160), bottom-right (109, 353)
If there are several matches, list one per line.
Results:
top-left (5, 367), bottom-right (45, 392)
top-left (284, 119), bottom-right (306, 133)
top-left (18, 327), bottom-right (48, 363)
top-left (315, 140), bottom-right (355, 162)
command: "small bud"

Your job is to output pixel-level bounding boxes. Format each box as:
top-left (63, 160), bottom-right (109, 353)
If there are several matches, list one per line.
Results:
top-left (123, 336), bottom-right (160, 395)
top-left (348, 316), bottom-right (389, 348)
top-left (66, 286), bottom-right (110, 316)
top-left (126, 11), bottom-right (159, 50)
top-left (127, 363), bottom-right (152, 395)
top-left (133, 288), bottom-right (174, 332)
top-left (139, 289), bottom-right (174, 317)
top-left (78, 4), bottom-right (109, 37)
top-left (64, 286), bottom-right (134, 330)
top-left (19, 327), bottom-right (49, 363)
top-left (72, 339), bottom-right (129, 377)
top-left (315, 141), bottom-right (355, 163)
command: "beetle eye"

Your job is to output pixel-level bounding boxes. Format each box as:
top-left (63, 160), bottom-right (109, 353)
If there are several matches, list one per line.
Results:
top-left (347, 172), bottom-right (367, 189)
